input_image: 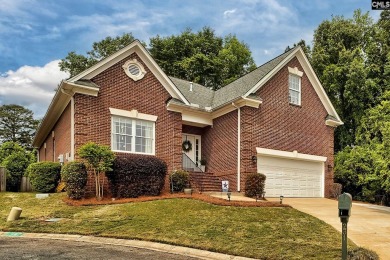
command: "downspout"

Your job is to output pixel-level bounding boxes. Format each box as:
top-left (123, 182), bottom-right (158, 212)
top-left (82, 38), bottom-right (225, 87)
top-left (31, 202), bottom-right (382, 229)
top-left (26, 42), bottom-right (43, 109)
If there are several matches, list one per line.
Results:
top-left (70, 97), bottom-right (75, 161)
top-left (232, 103), bottom-right (241, 192)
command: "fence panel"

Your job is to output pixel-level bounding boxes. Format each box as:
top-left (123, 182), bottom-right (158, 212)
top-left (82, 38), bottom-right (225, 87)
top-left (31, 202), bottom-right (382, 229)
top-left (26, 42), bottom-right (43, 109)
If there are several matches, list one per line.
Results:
top-left (0, 167), bottom-right (6, 192)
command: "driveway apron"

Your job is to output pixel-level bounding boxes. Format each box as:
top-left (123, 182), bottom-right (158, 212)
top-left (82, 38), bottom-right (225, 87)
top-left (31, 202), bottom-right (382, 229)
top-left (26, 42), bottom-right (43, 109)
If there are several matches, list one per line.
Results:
top-left (268, 198), bottom-right (390, 260)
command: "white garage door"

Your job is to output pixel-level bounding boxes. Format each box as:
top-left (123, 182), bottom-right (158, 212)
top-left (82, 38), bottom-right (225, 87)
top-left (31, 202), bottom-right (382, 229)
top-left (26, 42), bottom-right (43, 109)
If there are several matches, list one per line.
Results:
top-left (258, 155), bottom-right (324, 198)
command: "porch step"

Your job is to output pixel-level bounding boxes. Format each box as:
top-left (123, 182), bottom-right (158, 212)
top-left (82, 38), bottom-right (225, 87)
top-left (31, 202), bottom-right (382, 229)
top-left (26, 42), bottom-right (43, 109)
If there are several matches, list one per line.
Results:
top-left (189, 172), bottom-right (222, 192)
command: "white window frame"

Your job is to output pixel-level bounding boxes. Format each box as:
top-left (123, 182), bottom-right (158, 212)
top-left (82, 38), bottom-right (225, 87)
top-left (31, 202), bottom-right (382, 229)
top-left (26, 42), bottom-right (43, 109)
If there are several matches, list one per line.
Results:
top-left (288, 67), bottom-right (304, 106)
top-left (110, 108), bottom-right (157, 155)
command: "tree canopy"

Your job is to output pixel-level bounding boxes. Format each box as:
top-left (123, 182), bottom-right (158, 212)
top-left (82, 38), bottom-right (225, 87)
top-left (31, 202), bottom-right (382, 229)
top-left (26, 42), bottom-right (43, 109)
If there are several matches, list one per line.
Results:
top-left (59, 33), bottom-right (137, 77)
top-left (149, 27), bottom-right (256, 89)
top-left (311, 10), bottom-right (390, 151)
top-left (59, 28), bottom-right (256, 89)
top-left (0, 104), bottom-right (39, 150)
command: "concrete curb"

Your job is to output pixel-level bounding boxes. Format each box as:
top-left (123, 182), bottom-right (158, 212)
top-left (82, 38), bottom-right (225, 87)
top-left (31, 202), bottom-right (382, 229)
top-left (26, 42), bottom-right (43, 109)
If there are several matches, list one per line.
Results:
top-left (0, 232), bottom-right (255, 260)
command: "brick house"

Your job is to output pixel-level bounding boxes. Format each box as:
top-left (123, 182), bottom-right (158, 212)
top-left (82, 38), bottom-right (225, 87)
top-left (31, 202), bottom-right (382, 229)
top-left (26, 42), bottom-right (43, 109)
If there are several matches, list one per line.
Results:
top-left (33, 40), bottom-right (342, 197)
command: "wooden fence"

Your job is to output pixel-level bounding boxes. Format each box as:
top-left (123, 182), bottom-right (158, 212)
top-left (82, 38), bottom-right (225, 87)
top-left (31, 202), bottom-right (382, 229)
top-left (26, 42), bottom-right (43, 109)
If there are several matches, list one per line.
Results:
top-left (0, 167), bottom-right (6, 192)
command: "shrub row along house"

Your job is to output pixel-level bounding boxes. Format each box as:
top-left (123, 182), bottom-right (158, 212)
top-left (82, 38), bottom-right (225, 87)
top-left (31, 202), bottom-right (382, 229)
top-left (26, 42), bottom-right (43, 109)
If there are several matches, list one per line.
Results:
top-left (33, 40), bottom-right (343, 197)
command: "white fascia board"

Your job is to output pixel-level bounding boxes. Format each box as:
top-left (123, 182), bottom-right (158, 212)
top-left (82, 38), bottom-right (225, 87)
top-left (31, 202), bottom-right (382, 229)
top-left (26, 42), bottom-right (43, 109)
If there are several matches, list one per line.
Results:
top-left (295, 51), bottom-right (343, 124)
top-left (33, 81), bottom-right (71, 147)
top-left (256, 147), bottom-right (327, 162)
top-left (242, 47), bottom-right (343, 126)
top-left (63, 81), bottom-right (99, 96)
top-left (211, 97), bottom-right (261, 119)
top-left (166, 102), bottom-right (212, 126)
top-left (182, 111), bottom-right (213, 126)
top-left (109, 107), bottom-right (158, 122)
top-left (243, 48), bottom-right (299, 97)
top-left (68, 41), bottom-right (141, 82)
top-left (68, 40), bottom-right (190, 105)
top-left (326, 119), bottom-right (344, 127)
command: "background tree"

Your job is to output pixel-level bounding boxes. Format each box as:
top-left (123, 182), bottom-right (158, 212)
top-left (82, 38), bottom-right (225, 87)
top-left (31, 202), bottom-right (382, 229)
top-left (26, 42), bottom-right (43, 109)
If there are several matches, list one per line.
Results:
top-left (59, 33), bottom-right (137, 77)
top-left (285, 39), bottom-right (311, 60)
top-left (0, 141), bottom-right (35, 191)
top-left (59, 28), bottom-right (256, 89)
top-left (78, 142), bottom-right (114, 200)
top-left (311, 10), bottom-right (387, 151)
top-left (0, 104), bottom-right (39, 150)
top-left (150, 27), bottom-right (256, 89)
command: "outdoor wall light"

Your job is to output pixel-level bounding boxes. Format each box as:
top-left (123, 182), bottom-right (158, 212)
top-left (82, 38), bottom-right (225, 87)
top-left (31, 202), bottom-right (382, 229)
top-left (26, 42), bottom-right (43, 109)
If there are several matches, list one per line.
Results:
top-left (251, 155), bottom-right (257, 163)
top-left (280, 195), bottom-right (284, 204)
top-left (227, 192), bottom-right (231, 201)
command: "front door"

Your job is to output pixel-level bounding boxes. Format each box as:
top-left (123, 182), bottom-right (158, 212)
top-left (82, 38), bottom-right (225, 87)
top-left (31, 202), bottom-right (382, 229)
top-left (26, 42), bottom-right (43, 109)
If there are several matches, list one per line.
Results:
top-left (182, 134), bottom-right (201, 165)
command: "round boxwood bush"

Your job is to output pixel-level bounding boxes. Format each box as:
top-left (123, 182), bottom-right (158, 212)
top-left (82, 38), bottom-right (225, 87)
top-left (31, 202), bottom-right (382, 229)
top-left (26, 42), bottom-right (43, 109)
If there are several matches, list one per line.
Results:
top-left (245, 173), bottom-right (266, 198)
top-left (61, 162), bottom-right (88, 200)
top-left (27, 162), bottom-right (61, 193)
top-left (169, 170), bottom-right (190, 192)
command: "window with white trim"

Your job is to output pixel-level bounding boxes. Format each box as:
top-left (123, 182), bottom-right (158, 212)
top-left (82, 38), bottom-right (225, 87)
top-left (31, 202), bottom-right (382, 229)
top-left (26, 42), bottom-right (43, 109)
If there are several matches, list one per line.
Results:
top-left (112, 116), bottom-right (154, 154)
top-left (289, 74), bottom-right (301, 105)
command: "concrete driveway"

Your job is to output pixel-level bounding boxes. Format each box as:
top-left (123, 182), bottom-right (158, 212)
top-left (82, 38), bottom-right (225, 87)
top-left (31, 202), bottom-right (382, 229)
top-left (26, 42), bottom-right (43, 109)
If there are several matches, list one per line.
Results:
top-left (268, 198), bottom-right (390, 259)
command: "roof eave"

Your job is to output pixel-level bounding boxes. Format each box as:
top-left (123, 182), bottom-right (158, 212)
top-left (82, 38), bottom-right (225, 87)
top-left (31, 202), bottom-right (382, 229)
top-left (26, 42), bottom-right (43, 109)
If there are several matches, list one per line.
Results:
top-left (32, 81), bottom-right (99, 148)
top-left (326, 119), bottom-right (344, 127)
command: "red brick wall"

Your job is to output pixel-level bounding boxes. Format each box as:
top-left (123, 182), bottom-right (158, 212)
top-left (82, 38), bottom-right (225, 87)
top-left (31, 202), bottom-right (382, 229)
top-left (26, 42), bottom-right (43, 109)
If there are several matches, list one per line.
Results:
top-left (38, 103), bottom-right (71, 163)
top-left (73, 53), bottom-right (182, 182)
top-left (202, 110), bottom-right (239, 191)
top-left (240, 57), bottom-right (335, 197)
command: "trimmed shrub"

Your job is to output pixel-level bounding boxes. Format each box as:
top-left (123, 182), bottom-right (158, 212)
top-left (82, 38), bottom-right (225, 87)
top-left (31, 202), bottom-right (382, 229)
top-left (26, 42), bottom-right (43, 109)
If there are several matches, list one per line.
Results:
top-left (169, 170), bottom-right (190, 192)
top-left (27, 162), bottom-right (61, 193)
top-left (107, 154), bottom-right (167, 198)
top-left (2, 151), bottom-right (31, 191)
top-left (348, 247), bottom-right (379, 260)
top-left (61, 162), bottom-right (88, 200)
top-left (245, 173), bottom-right (266, 198)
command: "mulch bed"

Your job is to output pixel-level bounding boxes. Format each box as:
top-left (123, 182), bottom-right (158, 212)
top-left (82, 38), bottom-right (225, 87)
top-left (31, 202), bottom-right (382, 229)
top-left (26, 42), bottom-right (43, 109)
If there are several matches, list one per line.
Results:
top-left (63, 192), bottom-right (290, 208)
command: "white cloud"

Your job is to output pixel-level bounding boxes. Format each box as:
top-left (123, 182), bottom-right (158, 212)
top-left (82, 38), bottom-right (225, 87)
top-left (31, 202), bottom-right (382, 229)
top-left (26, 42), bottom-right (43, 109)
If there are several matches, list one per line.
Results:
top-left (0, 60), bottom-right (69, 118)
top-left (223, 9), bottom-right (237, 18)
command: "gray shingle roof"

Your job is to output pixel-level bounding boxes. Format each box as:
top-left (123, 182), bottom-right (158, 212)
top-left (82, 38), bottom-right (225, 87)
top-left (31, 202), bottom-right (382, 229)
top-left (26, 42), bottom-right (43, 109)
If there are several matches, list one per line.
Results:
top-left (169, 77), bottom-right (214, 109)
top-left (170, 47), bottom-right (297, 110)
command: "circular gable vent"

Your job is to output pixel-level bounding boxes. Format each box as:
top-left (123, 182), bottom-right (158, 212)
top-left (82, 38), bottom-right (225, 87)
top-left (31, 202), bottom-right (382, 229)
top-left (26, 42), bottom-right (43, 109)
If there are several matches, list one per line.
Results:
top-left (122, 59), bottom-right (146, 81)
top-left (128, 64), bottom-right (140, 76)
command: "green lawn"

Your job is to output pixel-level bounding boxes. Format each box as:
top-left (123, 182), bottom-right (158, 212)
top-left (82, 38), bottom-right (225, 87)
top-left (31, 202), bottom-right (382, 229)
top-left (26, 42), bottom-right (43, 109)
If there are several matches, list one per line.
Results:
top-left (0, 193), bottom-right (352, 259)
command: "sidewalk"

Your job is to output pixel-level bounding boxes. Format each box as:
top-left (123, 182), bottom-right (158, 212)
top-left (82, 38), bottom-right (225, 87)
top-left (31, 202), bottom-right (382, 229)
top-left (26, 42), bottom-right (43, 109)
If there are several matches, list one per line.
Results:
top-left (205, 192), bottom-right (258, 201)
top-left (0, 232), bottom-right (255, 260)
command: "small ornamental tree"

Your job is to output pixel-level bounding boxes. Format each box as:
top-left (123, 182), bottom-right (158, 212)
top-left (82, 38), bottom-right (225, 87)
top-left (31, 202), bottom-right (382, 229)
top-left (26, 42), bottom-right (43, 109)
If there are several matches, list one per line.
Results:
top-left (78, 142), bottom-right (114, 200)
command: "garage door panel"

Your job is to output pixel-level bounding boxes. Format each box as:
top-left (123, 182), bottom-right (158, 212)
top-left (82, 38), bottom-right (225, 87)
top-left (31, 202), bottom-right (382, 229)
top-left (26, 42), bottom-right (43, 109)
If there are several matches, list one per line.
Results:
top-left (258, 155), bottom-right (324, 198)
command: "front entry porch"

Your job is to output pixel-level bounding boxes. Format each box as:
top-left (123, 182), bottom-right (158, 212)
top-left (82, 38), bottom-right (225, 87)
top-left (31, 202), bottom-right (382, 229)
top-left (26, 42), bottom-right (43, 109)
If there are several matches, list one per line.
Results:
top-left (182, 134), bottom-right (203, 172)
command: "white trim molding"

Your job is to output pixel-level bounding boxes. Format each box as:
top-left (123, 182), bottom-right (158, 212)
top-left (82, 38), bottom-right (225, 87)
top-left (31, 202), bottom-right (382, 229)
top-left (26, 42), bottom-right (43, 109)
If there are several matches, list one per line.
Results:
top-left (288, 66), bottom-right (304, 77)
top-left (256, 147), bottom-right (327, 162)
top-left (326, 119), bottom-right (344, 127)
top-left (243, 47), bottom-right (343, 126)
top-left (109, 107), bottom-right (158, 122)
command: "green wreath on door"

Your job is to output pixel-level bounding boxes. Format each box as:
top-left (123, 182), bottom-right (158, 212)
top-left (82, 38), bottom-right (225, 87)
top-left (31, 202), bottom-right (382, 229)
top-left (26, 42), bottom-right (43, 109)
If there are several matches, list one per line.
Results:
top-left (182, 140), bottom-right (192, 152)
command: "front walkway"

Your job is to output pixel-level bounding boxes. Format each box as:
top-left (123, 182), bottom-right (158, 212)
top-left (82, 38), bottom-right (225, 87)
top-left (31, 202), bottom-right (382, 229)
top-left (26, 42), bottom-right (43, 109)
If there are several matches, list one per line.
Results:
top-left (267, 198), bottom-right (390, 260)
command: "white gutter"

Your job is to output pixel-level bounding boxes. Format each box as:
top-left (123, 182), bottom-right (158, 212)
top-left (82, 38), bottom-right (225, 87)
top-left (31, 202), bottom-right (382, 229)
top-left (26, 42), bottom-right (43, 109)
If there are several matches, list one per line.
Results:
top-left (232, 102), bottom-right (241, 192)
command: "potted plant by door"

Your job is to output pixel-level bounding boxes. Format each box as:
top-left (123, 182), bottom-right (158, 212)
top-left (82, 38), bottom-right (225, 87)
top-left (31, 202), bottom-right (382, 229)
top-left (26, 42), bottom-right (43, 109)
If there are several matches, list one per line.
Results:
top-left (199, 158), bottom-right (206, 172)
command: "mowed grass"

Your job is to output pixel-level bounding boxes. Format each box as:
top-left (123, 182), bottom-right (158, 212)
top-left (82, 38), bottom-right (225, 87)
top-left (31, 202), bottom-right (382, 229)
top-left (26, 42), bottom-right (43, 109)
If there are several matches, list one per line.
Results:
top-left (0, 193), bottom-right (351, 259)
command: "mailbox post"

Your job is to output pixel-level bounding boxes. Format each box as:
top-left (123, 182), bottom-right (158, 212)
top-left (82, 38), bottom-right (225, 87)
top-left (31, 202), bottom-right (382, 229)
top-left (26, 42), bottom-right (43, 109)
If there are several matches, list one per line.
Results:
top-left (338, 193), bottom-right (352, 260)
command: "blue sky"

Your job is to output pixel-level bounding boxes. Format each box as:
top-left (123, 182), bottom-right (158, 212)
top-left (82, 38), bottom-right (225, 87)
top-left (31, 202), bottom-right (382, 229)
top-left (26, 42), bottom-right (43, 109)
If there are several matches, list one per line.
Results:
top-left (0, 0), bottom-right (380, 118)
